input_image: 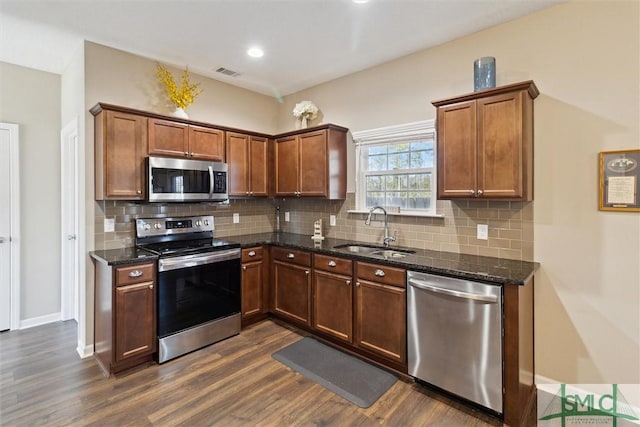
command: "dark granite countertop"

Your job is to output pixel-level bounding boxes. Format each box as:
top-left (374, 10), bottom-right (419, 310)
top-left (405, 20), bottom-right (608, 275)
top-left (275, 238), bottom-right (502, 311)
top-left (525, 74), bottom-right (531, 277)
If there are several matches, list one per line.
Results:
top-left (90, 232), bottom-right (539, 285)
top-left (90, 247), bottom-right (158, 266)
top-left (229, 232), bottom-right (539, 286)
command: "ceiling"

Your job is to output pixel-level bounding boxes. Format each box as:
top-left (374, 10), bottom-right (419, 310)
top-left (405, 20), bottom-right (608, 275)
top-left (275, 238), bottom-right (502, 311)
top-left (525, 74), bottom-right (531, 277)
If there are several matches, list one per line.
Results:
top-left (0, 0), bottom-right (562, 98)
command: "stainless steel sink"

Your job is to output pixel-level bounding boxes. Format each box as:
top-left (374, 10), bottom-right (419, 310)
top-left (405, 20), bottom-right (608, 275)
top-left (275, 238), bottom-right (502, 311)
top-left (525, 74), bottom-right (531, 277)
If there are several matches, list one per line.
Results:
top-left (333, 243), bottom-right (415, 258)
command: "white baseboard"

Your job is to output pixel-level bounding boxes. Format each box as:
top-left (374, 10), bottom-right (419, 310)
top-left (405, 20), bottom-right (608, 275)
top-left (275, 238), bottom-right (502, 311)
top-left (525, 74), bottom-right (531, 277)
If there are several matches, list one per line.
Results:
top-left (19, 312), bottom-right (62, 329)
top-left (76, 342), bottom-right (94, 359)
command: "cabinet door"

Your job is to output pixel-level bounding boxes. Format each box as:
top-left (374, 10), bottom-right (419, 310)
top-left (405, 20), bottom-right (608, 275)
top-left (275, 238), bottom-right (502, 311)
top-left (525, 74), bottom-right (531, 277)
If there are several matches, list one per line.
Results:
top-left (355, 280), bottom-right (406, 364)
top-left (477, 91), bottom-right (524, 198)
top-left (189, 125), bottom-right (225, 161)
top-left (299, 130), bottom-right (327, 196)
top-left (148, 118), bottom-right (189, 157)
top-left (227, 132), bottom-right (250, 196)
top-left (274, 136), bottom-right (299, 196)
top-left (436, 100), bottom-right (477, 199)
top-left (242, 260), bottom-right (263, 318)
top-left (249, 136), bottom-right (269, 196)
top-left (273, 261), bottom-right (311, 325)
top-left (115, 281), bottom-right (156, 363)
top-left (102, 110), bottom-right (147, 199)
top-left (313, 270), bottom-right (353, 343)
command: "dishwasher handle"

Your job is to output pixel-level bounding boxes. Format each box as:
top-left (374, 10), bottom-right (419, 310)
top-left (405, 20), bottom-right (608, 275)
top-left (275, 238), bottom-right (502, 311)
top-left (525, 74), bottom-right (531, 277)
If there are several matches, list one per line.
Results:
top-left (408, 277), bottom-right (498, 303)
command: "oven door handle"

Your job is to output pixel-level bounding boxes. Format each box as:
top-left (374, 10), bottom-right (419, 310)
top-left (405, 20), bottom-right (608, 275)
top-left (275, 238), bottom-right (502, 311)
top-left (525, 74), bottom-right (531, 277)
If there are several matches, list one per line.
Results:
top-left (159, 248), bottom-right (241, 272)
top-left (208, 166), bottom-right (214, 197)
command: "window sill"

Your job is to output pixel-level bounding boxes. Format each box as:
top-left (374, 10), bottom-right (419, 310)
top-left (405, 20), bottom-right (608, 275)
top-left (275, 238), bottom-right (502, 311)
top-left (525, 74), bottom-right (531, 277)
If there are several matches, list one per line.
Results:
top-left (347, 209), bottom-right (445, 219)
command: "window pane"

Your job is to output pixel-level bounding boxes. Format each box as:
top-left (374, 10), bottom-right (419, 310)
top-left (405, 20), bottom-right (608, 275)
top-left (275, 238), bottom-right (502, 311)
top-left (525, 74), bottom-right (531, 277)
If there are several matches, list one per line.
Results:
top-left (368, 146), bottom-right (387, 156)
top-left (388, 143), bottom-right (409, 154)
top-left (368, 154), bottom-right (387, 171)
top-left (388, 152), bottom-right (409, 169)
top-left (366, 175), bottom-right (384, 191)
top-left (366, 192), bottom-right (384, 207)
top-left (408, 192), bottom-right (431, 209)
top-left (386, 192), bottom-right (405, 208)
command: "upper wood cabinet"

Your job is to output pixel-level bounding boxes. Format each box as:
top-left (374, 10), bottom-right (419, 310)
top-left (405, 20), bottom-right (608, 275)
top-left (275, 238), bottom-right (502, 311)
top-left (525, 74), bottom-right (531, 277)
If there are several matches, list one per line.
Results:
top-left (433, 81), bottom-right (538, 201)
top-left (226, 132), bottom-right (269, 197)
top-left (94, 109), bottom-right (148, 200)
top-left (273, 125), bottom-right (348, 199)
top-left (148, 118), bottom-right (225, 161)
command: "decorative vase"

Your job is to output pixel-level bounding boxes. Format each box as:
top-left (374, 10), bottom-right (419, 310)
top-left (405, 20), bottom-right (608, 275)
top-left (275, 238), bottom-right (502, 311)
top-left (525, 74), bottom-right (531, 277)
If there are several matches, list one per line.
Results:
top-left (172, 107), bottom-right (189, 119)
top-left (301, 116), bottom-right (308, 129)
top-left (474, 57), bottom-right (496, 91)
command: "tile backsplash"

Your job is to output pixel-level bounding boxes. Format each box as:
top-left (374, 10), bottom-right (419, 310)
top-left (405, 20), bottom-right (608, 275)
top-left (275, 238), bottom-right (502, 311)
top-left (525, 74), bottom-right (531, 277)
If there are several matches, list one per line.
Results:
top-left (95, 193), bottom-right (533, 261)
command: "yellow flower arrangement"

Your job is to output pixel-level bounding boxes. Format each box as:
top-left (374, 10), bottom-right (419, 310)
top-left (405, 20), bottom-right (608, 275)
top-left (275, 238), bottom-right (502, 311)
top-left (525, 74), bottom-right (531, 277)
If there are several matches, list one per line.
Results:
top-left (156, 64), bottom-right (202, 110)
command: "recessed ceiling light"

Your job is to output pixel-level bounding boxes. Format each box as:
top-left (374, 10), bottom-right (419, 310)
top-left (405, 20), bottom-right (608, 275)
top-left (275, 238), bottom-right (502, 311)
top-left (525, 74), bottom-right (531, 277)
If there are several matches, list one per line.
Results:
top-left (247, 47), bottom-right (264, 58)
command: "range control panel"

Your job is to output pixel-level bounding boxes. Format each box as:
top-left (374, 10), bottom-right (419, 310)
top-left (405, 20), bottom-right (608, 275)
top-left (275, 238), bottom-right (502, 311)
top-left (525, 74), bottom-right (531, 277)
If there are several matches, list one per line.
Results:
top-left (136, 215), bottom-right (214, 237)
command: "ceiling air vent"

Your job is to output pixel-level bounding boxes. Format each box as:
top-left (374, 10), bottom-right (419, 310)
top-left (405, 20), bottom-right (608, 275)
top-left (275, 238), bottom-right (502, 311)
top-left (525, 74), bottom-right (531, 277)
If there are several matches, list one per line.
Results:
top-left (215, 67), bottom-right (241, 77)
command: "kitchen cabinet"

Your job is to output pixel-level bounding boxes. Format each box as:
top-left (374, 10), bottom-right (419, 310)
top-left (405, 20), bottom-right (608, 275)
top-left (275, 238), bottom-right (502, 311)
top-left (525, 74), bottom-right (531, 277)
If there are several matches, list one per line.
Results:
top-left (94, 261), bottom-right (156, 376)
top-left (148, 118), bottom-right (225, 161)
top-left (273, 125), bottom-right (348, 199)
top-left (272, 247), bottom-right (311, 326)
top-left (312, 254), bottom-right (353, 343)
top-left (355, 261), bottom-right (406, 366)
top-left (241, 246), bottom-right (268, 326)
top-left (93, 107), bottom-right (148, 200)
top-left (433, 81), bottom-right (538, 200)
top-left (226, 132), bottom-right (269, 197)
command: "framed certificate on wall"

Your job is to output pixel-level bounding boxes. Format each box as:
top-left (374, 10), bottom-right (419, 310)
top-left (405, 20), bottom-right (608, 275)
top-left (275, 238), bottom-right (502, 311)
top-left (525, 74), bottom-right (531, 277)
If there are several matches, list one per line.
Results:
top-left (599, 149), bottom-right (640, 212)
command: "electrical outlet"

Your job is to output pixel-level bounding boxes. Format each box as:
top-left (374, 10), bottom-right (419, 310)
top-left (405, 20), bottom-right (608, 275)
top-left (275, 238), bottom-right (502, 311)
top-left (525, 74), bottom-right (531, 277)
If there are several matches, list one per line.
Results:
top-left (104, 218), bottom-right (115, 233)
top-left (233, 213), bottom-right (240, 224)
top-left (330, 215), bottom-right (336, 226)
top-left (285, 212), bottom-right (290, 222)
top-left (477, 224), bottom-right (488, 240)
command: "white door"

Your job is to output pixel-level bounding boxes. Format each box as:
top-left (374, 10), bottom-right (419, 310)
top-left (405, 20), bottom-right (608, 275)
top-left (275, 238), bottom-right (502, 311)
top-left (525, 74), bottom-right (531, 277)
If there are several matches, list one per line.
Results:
top-left (61, 119), bottom-right (79, 322)
top-left (0, 123), bottom-right (19, 331)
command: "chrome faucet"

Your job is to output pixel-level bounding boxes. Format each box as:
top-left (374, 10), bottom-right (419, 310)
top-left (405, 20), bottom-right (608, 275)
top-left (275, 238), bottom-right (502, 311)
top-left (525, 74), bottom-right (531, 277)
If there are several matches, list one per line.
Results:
top-left (365, 206), bottom-right (396, 247)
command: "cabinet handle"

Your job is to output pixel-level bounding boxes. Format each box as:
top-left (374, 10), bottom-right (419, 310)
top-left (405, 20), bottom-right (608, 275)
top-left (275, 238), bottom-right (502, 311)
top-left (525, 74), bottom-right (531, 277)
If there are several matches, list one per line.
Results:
top-left (246, 191), bottom-right (250, 195)
top-left (287, 253), bottom-right (295, 259)
top-left (327, 260), bottom-right (337, 267)
top-left (149, 284), bottom-right (154, 290)
top-left (128, 270), bottom-right (143, 278)
top-left (248, 251), bottom-right (256, 257)
top-left (190, 152), bottom-right (195, 157)
top-left (184, 151), bottom-right (189, 156)
top-left (374, 269), bottom-right (385, 277)
top-left (346, 280), bottom-right (351, 286)
top-left (477, 189), bottom-right (484, 196)
top-left (242, 266), bottom-right (247, 271)
top-left (356, 281), bottom-right (361, 288)
top-left (136, 190), bottom-right (142, 195)
top-left (304, 270), bottom-right (309, 275)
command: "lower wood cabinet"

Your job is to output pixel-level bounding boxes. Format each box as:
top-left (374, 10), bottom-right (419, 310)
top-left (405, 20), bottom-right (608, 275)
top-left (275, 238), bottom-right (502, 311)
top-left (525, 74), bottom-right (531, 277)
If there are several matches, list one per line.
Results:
top-left (312, 254), bottom-right (353, 343)
top-left (94, 261), bottom-right (156, 376)
top-left (241, 246), bottom-right (268, 326)
top-left (355, 261), bottom-right (406, 366)
top-left (272, 247), bottom-right (311, 326)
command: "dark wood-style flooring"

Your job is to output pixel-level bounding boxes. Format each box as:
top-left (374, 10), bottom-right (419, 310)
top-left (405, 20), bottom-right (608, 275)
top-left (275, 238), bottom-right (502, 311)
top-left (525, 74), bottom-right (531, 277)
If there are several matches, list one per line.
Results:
top-left (1, 320), bottom-right (504, 426)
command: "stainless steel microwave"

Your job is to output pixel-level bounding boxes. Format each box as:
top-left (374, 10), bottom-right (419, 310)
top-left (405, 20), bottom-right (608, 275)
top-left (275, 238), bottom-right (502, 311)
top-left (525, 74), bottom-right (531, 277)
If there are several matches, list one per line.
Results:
top-left (147, 156), bottom-right (228, 202)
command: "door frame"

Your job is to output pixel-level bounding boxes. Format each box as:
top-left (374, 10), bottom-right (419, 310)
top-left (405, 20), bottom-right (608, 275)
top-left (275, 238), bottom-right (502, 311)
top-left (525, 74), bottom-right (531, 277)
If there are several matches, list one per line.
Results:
top-left (61, 117), bottom-right (79, 322)
top-left (1, 122), bottom-right (21, 330)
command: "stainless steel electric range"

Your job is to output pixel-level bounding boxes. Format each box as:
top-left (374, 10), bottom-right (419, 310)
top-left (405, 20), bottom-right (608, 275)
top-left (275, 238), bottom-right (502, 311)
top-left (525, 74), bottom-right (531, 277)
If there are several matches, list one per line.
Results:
top-left (136, 215), bottom-right (241, 363)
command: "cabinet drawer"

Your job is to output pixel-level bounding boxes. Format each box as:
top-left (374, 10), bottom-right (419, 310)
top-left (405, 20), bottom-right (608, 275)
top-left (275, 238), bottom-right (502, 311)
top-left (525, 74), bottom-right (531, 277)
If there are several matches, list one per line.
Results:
top-left (116, 263), bottom-right (155, 286)
top-left (314, 254), bottom-right (352, 276)
top-left (242, 246), bottom-right (263, 262)
top-left (356, 262), bottom-right (405, 288)
top-left (271, 247), bottom-right (311, 267)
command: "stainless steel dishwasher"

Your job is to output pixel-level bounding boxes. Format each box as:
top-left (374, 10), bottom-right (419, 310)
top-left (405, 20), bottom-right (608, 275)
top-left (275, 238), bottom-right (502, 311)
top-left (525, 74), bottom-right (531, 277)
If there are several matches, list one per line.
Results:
top-left (407, 271), bottom-right (503, 414)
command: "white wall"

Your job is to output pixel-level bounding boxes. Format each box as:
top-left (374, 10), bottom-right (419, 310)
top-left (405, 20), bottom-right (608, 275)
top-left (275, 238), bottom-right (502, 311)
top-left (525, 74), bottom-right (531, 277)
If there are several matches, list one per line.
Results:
top-left (276, 1), bottom-right (640, 384)
top-left (0, 62), bottom-right (62, 325)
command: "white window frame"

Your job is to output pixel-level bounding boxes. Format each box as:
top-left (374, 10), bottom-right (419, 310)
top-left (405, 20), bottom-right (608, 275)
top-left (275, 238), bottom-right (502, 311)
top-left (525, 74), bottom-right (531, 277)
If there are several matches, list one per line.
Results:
top-left (352, 120), bottom-right (439, 217)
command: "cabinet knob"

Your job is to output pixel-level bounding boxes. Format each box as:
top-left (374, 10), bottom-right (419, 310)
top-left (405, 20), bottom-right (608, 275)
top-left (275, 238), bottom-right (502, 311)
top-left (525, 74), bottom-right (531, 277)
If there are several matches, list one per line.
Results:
top-left (346, 280), bottom-right (351, 286)
top-left (356, 281), bottom-right (361, 288)
top-left (304, 270), bottom-right (309, 275)
top-left (128, 270), bottom-right (143, 278)
top-left (477, 189), bottom-right (484, 196)
top-left (184, 151), bottom-right (189, 156)
top-left (242, 266), bottom-right (247, 271)
top-left (287, 253), bottom-right (295, 259)
top-left (327, 260), bottom-right (337, 267)
top-left (374, 269), bottom-right (385, 277)
top-left (136, 190), bottom-right (142, 194)
top-left (469, 190), bottom-right (475, 195)
top-left (149, 284), bottom-right (153, 290)
top-left (190, 152), bottom-right (194, 157)
top-left (248, 251), bottom-right (256, 257)
top-left (246, 191), bottom-right (250, 195)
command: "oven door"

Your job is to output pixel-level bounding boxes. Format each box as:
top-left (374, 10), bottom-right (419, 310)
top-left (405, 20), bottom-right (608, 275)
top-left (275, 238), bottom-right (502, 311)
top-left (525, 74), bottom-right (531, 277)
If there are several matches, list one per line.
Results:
top-left (157, 249), bottom-right (240, 339)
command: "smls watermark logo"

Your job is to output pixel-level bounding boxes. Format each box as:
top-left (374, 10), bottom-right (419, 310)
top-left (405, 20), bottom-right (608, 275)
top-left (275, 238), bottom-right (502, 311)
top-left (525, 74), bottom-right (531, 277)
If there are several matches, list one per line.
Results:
top-left (538, 384), bottom-right (640, 426)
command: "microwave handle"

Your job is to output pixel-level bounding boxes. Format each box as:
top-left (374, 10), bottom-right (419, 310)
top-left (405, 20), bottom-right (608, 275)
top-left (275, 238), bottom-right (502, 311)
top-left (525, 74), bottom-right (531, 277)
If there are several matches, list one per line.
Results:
top-left (208, 166), bottom-right (214, 196)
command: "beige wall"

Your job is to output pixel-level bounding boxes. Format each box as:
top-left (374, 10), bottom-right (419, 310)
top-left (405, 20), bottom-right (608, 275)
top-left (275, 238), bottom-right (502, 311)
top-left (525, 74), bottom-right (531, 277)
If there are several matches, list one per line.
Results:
top-left (0, 62), bottom-right (61, 322)
top-left (277, 2), bottom-right (640, 384)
